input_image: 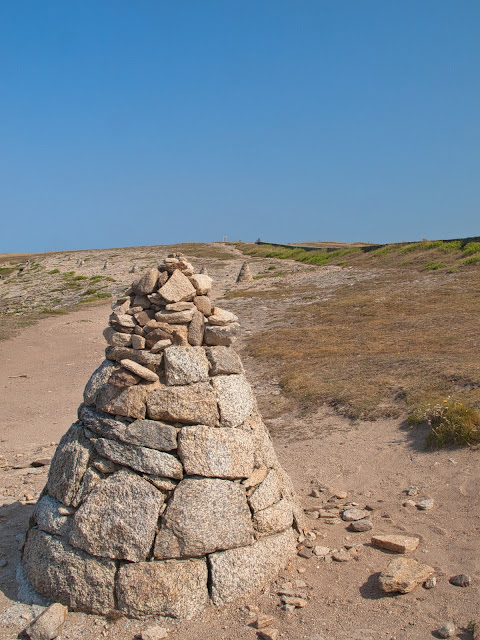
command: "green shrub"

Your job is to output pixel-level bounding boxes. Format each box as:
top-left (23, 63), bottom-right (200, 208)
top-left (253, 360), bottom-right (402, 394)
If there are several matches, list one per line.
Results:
top-left (463, 242), bottom-right (480, 255)
top-left (419, 400), bottom-right (480, 448)
top-left (47, 269), bottom-right (60, 274)
top-left (423, 262), bottom-right (446, 270)
top-left (464, 256), bottom-right (480, 266)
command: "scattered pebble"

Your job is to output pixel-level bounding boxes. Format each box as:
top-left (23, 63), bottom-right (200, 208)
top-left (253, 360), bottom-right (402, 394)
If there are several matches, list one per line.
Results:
top-left (423, 576), bottom-right (436, 589)
top-left (406, 486), bottom-right (418, 496)
top-left (371, 535), bottom-right (419, 554)
top-left (332, 549), bottom-right (352, 562)
top-left (25, 602), bottom-right (67, 640)
top-left (348, 519), bottom-right (373, 532)
top-left (436, 621), bottom-right (456, 638)
top-left (342, 508), bottom-right (369, 522)
top-left (449, 573), bottom-right (471, 587)
top-left (416, 498), bottom-right (434, 510)
top-left (297, 548), bottom-right (313, 559)
top-left (313, 546), bottom-right (330, 557)
top-left (254, 614), bottom-right (276, 629)
top-left (141, 625), bottom-right (169, 640)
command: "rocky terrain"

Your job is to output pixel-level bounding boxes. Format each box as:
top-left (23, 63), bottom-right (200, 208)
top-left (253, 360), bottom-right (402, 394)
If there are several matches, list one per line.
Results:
top-left (0, 243), bottom-right (478, 640)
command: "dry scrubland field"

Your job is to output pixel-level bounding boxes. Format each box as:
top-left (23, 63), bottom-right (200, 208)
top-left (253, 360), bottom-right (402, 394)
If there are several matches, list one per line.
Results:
top-left (0, 240), bottom-right (479, 640)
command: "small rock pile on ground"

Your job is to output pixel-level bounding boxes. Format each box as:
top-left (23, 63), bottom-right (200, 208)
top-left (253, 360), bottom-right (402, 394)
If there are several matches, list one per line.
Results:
top-left (20, 254), bottom-right (305, 619)
top-left (236, 261), bottom-right (254, 283)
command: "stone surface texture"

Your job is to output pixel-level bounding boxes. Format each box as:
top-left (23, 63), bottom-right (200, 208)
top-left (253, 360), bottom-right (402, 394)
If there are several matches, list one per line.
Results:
top-left (21, 256), bottom-right (301, 619)
top-left (379, 557), bottom-right (435, 593)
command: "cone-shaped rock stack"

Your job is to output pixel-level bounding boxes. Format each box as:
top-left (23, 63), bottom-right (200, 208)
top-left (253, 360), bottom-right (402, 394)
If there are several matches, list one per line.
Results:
top-left (236, 261), bottom-right (253, 283)
top-left (21, 254), bottom-right (304, 619)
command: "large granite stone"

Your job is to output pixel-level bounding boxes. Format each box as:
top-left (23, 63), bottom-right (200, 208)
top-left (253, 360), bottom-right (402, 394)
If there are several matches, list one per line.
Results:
top-left (189, 274), bottom-right (212, 295)
top-left (22, 529), bottom-right (116, 614)
top-left (207, 307), bottom-right (238, 326)
top-left (33, 495), bottom-right (72, 537)
top-left (252, 498), bottom-right (293, 536)
top-left (158, 270), bottom-right (196, 303)
top-left (178, 425), bottom-right (254, 479)
top-left (187, 310), bottom-right (205, 346)
top-left (163, 346), bottom-right (210, 386)
top-left (248, 469), bottom-right (281, 512)
top-left (212, 374), bottom-right (254, 427)
top-left (95, 380), bottom-right (159, 420)
top-left (46, 424), bottom-right (92, 507)
top-left (133, 268), bottom-right (159, 294)
top-left (154, 478), bottom-right (254, 559)
top-left (155, 309), bottom-right (195, 324)
top-left (116, 558), bottom-right (208, 619)
top-left (69, 468), bottom-right (164, 562)
top-left (92, 437), bottom-right (183, 479)
top-left (105, 345), bottom-right (163, 368)
top-left (209, 527), bottom-right (296, 606)
top-left (193, 295), bottom-right (212, 316)
top-left (73, 466), bottom-right (103, 507)
top-left (147, 382), bottom-right (219, 426)
top-left (205, 346), bottom-right (243, 376)
top-left (83, 360), bottom-right (118, 406)
top-left (80, 406), bottom-right (178, 451)
top-left (102, 327), bottom-right (132, 347)
top-left (204, 323), bottom-right (240, 346)
top-left (379, 557), bottom-right (435, 594)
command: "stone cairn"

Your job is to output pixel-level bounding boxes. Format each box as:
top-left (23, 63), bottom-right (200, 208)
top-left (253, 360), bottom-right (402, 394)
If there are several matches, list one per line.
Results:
top-left (236, 260), bottom-right (254, 283)
top-left (21, 254), bottom-right (304, 620)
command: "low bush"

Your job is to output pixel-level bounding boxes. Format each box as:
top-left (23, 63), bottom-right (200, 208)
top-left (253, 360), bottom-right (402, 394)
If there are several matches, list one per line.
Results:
top-left (412, 399), bottom-right (480, 448)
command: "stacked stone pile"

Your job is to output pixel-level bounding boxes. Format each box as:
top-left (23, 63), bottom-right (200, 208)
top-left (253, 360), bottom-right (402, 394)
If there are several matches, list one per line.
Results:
top-left (21, 254), bottom-right (304, 620)
top-left (236, 261), bottom-right (254, 283)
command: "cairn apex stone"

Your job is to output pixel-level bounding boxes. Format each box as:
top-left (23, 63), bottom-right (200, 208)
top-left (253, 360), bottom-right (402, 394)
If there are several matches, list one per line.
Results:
top-left (22, 258), bottom-right (302, 619)
top-left (22, 529), bottom-right (116, 614)
top-left (154, 478), bottom-right (254, 559)
top-left (116, 558), bottom-right (209, 619)
top-left (209, 527), bottom-right (296, 606)
top-left (69, 468), bottom-right (164, 561)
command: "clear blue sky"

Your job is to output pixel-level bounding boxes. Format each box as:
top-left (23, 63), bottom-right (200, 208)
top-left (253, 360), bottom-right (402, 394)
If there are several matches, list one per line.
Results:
top-left (1, 1), bottom-right (479, 252)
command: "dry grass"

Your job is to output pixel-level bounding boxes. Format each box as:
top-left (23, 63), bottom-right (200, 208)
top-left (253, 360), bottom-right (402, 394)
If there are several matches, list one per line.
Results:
top-left (409, 399), bottom-right (480, 448)
top-left (246, 269), bottom-right (480, 419)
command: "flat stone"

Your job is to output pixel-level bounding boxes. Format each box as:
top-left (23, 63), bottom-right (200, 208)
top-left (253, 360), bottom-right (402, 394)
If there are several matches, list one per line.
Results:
top-left (205, 346), bottom-right (243, 375)
top-left (342, 508), bottom-right (370, 521)
top-left (151, 339), bottom-right (172, 353)
top-left (147, 382), bottom-right (219, 426)
top-left (193, 295), bottom-right (212, 315)
top-left (212, 374), bottom-right (254, 427)
top-left (141, 625), bottom-right (169, 640)
top-left (165, 301), bottom-right (195, 311)
top-left (25, 602), bottom-right (67, 640)
top-left (416, 498), bottom-right (434, 510)
top-left (131, 334), bottom-right (146, 349)
top-left (92, 438), bottom-right (183, 479)
top-left (47, 423), bottom-right (92, 506)
top-left (189, 274), bottom-right (212, 295)
top-left (207, 307), bottom-right (238, 326)
top-left (348, 519), bottom-right (373, 532)
top-left (163, 346), bottom-right (210, 385)
top-left (80, 406), bottom-right (179, 452)
top-left (144, 326), bottom-right (175, 348)
top-left (257, 630), bottom-right (279, 640)
top-left (31, 458), bottom-right (52, 467)
top-left (155, 309), bottom-right (195, 324)
top-left (133, 268), bottom-right (159, 294)
top-left (158, 270), bottom-right (196, 303)
top-left (120, 359), bottom-right (159, 382)
top-left (22, 529), bottom-right (116, 614)
top-left (116, 558), bottom-right (208, 619)
top-left (248, 469), bottom-right (282, 512)
top-left (371, 535), bottom-right (419, 553)
top-left (33, 494), bottom-right (72, 537)
top-left (187, 310), bottom-right (205, 346)
top-left (95, 380), bottom-right (159, 419)
top-left (103, 327), bottom-right (132, 347)
top-left (154, 478), bottom-right (254, 559)
top-left (110, 312), bottom-right (136, 330)
top-left (280, 595), bottom-right (307, 607)
top-left (144, 475), bottom-right (178, 491)
top-left (449, 573), bottom-right (471, 587)
top-left (254, 613), bottom-right (276, 629)
top-left (204, 323), bottom-right (240, 346)
top-left (83, 360), bottom-right (118, 406)
top-left (134, 310), bottom-right (156, 327)
top-left (379, 557), bottom-right (435, 593)
top-left (332, 549), bottom-right (352, 562)
top-left (108, 367), bottom-right (141, 388)
top-left (313, 546), bottom-right (330, 557)
top-left (253, 498), bottom-right (293, 535)
top-left (69, 468), bottom-right (164, 562)
top-left (105, 346), bottom-right (163, 368)
top-left (209, 527), bottom-right (296, 606)
top-left (297, 547), bottom-right (313, 559)
top-left (178, 425), bottom-right (254, 478)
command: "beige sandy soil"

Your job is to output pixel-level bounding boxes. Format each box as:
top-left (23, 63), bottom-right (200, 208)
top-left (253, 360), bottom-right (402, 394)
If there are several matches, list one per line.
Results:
top-left (0, 247), bottom-right (478, 640)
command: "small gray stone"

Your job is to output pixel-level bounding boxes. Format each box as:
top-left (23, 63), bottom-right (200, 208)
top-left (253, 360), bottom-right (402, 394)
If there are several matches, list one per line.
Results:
top-left (424, 576), bottom-right (437, 589)
top-left (187, 310), bottom-right (205, 346)
top-left (253, 498), bottom-right (293, 535)
top-left (133, 268), bottom-right (159, 295)
top-left (248, 469), bottom-right (282, 512)
top-left (416, 498), bottom-right (434, 510)
top-left (93, 438), bottom-right (183, 479)
top-left (342, 508), bottom-right (370, 521)
top-left (22, 529), bottom-right (116, 614)
top-left (163, 346), bottom-right (210, 385)
top-left (205, 346), bottom-right (243, 375)
top-left (83, 360), bottom-right (118, 406)
top-left (69, 468), bottom-right (164, 561)
top-left (117, 558), bottom-right (208, 619)
top-left (25, 602), bottom-right (67, 640)
top-left (178, 425), bottom-right (254, 478)
top-left (212, 374), bottom-right (254, 427)
top-left (131, 334), bottom-right (146, 349)
top-left (209, 527), bottom-right (296, 606)
top-left (348, 518), bottom-right (373, 532)
top-left (33, 495), bottom-right (72, 537)
top-left (158, 270), bottom-right (196, 303)
top-left (204, 323), bottom-right (240, 346)
top-left (147, 382), bottom-right (219, 426)
top-left (449, 573), bottom-right (471, 587)
top-left (437, 621), bottom-right (456, 638)
top-left (47, 424), bottom-right (92, 506)
top-left (154, 478), bottom-right (254, 559)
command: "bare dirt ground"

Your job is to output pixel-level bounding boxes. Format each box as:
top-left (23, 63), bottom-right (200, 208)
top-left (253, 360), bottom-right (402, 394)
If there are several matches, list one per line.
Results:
top-left (0, 244), bottom-right (478, 640)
